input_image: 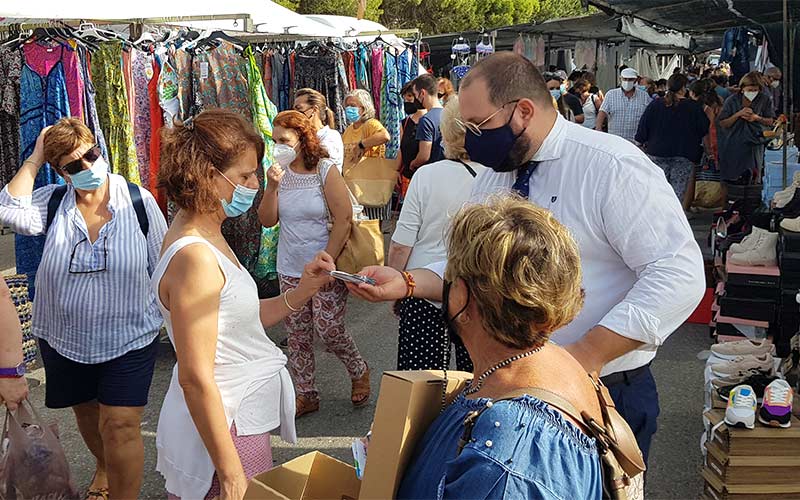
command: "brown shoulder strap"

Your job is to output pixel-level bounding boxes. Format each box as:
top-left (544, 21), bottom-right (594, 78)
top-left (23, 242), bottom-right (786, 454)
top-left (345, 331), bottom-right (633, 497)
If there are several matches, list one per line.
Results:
top-left (493, 387), bottom-right (585, 426)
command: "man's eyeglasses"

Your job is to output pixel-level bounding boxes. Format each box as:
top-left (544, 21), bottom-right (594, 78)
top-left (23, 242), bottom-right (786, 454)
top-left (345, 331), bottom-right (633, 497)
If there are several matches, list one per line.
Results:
top-left (456, 99), bottom-right (520, 136)
top-left (68, 236), bottom-right (108, 274)
top-left (61, 145), bottom-right (102, 175)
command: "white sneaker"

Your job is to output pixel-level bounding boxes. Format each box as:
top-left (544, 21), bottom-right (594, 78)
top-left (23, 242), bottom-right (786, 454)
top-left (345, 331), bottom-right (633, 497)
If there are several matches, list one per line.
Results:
top-left (775, 185), bottom-right (798, 208)
top-left (781, 216), bottom-right (800, 233)
top-left (711, 339), bottom-right (775, 360)
top-left (774, 172), bottom-right (800, 207)
top-left (725, 384), bottom-right (757, 429)
top-left (711, 353), bottom-right (774, 378)
top-left (729, 227), bottom-right (770, 254)
top-left (728, 229), bottom-right (779, 266)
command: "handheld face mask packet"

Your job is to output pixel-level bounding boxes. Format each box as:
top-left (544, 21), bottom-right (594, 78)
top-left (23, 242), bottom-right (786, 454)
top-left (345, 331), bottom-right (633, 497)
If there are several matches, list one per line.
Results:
top-left (273, 143), bottom-right (298, 168)
top-left (69, 156), bottom-right (109, 191)
top-left (345, 106), bottom-right (361, 123)
top-left (216, 169), bottom-right (258, 218)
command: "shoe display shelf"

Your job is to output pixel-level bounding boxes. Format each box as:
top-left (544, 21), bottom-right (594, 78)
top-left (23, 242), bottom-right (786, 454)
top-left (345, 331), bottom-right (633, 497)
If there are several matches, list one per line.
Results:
top-left (702, 409), bottom-right (800, 500)
top-left (713, 263), bottom-right (780, 345)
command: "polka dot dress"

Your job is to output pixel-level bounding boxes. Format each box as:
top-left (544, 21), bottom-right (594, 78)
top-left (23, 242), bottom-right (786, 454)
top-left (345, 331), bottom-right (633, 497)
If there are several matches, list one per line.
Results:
top-left (397, 298), bottom-right (473, 372)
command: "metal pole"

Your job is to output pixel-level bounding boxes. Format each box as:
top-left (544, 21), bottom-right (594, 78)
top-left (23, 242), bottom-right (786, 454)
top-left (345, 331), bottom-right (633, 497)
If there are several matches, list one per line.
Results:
top-left (783, 0), bottom-right (789, 188)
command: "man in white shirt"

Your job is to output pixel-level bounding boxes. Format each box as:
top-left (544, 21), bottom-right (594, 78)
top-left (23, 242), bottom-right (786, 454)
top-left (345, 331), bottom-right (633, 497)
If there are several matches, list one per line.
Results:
top-left (596, 67), bottom-right (653, 143)
top-left (348, 52), bottom-right (705, 464)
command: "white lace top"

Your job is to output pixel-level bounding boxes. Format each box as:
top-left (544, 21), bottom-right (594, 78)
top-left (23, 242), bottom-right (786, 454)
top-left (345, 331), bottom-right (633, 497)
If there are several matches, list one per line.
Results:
top-left (277, 159), bottom-right (336, 278)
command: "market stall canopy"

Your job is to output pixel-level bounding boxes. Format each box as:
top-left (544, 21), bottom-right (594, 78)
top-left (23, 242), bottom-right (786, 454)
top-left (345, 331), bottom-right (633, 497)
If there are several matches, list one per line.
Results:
top-left (589, 0), bottom-right (800, 33)
top-left (0, 0), bottom-right (342, 36)
top-left (422, 13), bottom-right (706, 69)
top-left (304, 15), bottom-right (411, 47)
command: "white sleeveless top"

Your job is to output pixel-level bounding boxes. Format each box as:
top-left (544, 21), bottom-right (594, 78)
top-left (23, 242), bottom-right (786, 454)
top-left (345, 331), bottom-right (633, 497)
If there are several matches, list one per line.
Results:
top-left (151, 236), bottom-right (296, 499)
top-left (277, 159), bottom-right (336, 278)
top-left (582, 94), bottom-right (599, 129)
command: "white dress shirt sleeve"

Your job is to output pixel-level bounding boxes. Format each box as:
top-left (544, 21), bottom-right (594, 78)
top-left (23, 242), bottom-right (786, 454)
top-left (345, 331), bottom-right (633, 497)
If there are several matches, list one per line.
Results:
top-left (596, 153), bottom-right (706, 346)
top-left (391, 173), bottom-right (424, 247)
top-left (0, 184), bottom-right (59, 237)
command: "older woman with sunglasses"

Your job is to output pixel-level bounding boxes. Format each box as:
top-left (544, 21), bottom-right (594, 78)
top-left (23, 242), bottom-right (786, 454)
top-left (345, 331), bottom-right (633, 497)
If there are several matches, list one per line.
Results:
top-left (0, 118), bottom-right (167, 500)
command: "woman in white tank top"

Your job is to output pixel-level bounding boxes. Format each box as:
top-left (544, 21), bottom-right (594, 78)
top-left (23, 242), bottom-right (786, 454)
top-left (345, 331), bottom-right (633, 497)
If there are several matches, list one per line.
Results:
top-left (153, 110), bottom-right (335, 500)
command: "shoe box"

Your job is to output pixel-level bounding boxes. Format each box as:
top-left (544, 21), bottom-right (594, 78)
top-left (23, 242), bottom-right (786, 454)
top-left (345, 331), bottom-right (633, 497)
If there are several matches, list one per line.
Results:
top-left (702, 409), bottom-right (800, 500)
top-left (721, 263), bottom-right (780, 322)
top-left (779, 226), bottom-right (800, 252)
top-left (727, 184), bottom-right (764, 214)
top-left (776, 289), bottom-right (800, 358)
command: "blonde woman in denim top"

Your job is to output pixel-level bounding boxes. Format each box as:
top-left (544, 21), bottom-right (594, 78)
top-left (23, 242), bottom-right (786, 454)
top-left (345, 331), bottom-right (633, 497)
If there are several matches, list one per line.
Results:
top-left (393, 197), bottom-right (602, 499)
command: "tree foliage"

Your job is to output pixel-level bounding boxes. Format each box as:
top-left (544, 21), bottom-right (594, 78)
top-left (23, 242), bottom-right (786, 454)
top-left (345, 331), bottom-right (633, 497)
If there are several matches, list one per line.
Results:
top-left (275, 0), bottom-right (591, 36)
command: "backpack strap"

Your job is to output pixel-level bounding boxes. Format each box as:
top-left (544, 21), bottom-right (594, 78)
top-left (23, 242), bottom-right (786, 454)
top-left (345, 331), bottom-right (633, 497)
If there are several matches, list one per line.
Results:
top-left (126, 182), bottom-right (150, 238)
top-left (456, 160), bottom-right (477, 178)
top-left (45, 185), bottom-right (69, 232)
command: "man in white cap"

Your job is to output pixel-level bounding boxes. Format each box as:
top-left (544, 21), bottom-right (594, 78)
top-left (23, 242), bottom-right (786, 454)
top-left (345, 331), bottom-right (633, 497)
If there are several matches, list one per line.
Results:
top-left (596, 67), bottom-right (653, 142)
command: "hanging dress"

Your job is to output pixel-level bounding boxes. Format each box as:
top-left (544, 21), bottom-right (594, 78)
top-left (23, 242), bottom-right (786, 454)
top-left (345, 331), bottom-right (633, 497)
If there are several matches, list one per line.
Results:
top-left (0, 46), bottom-right (21, 188)
top-left (370, 47), bottom-right (384, 118)
top-left (245, 46), bottom-right (280, 284)
top-left (91, 41), bottom-right (141, 185)
top-left (131, 49), bottom-right (153, 188)
top-left (16, 52), bottom-right (71, 297)
top-left (76, 45), bottom-right (108, 161)
top-left (381, 50), bottom-right (401, 160)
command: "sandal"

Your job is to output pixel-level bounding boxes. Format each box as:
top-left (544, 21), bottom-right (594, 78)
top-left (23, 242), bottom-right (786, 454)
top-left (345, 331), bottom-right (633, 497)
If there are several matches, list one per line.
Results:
top-left (351, 365), bottom-right (371, 407)
top-left (296, 395), bottom-right (320, 418)
top-left (86, 489), bottom-right (109, 500)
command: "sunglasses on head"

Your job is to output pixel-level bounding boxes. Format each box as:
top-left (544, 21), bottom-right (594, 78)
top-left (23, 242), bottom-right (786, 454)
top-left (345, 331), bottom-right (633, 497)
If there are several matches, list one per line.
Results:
top-left (61, 146), bottom-right (102, 175)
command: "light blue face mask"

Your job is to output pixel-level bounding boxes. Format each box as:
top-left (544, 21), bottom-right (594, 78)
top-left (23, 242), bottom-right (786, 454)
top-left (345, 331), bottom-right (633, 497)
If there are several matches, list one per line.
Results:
top-left (549, 89), bottom-right (562, 100)
top-left (69, 157), bottom-right (109, 191)
top-left (559, 83), bottom-right (567, 95)
top-left (216, 169), bottom-right (258, 218)
top-left (636, 84), bottom-right (648, 92)
top-left (345, 106), bottom-right (361, 123)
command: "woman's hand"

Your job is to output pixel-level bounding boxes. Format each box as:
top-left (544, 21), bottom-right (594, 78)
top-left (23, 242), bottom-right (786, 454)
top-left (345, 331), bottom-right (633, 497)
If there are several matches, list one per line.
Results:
top-left (0, 378), bottom-right (28, 411)
top-left (266, 164), bottom-right (284, 192)
top-left (27, 126), bottom-right (52, 167)
top-left (345, 266), bottom-right (407, 302)
top-left (217, 468), bottom-right (248, 500)
top-left (296, 252), bottom-right (336, 296)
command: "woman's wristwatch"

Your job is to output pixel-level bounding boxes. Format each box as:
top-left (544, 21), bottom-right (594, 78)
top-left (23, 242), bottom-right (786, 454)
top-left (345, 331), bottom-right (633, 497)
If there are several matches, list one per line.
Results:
top-left (358, 141), bottom-right (366, 150)
top-left (0, 363), bottom-right (25, 378)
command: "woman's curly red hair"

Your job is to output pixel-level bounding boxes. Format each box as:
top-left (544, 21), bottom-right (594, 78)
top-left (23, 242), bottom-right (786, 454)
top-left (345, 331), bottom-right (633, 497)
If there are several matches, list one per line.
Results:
top-left (272, 110), bottom-right (329, 170)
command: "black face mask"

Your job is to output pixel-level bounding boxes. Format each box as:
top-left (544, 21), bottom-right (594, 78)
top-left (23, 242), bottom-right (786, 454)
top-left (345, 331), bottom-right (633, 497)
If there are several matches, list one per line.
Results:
top-left (438, 93), bottom-right (445, 99)
top-left (464, 103), bottom-right (530, 173)
top-left (403, 101), bottom-right (419, 115)
top-left (442, 280), bottom-right (471, 339)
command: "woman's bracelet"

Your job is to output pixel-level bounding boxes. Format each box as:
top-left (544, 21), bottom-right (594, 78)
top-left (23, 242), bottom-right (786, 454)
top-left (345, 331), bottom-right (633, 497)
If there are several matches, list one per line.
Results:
top-left (401, 271), bottom-right (416, 299)
top-left (283, 290), bottom-right (301, 312)
top-left (22, 159), bottom-right (40, 169)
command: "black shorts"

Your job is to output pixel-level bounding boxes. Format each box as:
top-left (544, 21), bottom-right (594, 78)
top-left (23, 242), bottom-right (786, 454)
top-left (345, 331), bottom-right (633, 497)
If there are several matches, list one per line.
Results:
top-left (38, 337), bottom-right (159, 409)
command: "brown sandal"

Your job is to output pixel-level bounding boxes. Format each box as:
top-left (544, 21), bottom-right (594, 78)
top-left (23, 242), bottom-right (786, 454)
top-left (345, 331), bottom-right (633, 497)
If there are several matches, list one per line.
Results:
top-left (351, 365), bottom-right (371, 407)
top-left (86, 489), bottom-right (109, 500)
top-left (296, 395), bottom-right (320, 418)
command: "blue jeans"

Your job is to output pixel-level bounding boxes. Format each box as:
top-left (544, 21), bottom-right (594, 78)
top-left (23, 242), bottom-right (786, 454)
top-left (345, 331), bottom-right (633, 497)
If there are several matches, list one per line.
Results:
top-left (606, 366), bottom-right (660, 465)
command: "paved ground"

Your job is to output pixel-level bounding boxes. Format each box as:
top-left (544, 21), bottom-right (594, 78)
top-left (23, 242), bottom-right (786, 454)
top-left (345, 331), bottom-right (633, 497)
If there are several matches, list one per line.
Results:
top-left (11, 216), bottom-right (713, 499)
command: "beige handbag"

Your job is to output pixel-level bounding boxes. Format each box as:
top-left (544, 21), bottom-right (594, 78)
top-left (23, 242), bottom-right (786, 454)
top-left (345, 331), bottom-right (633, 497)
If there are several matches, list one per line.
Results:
top-left (342, 156), bottom-right (398, 208)
top-left (458, 374), bottom-right (646, 500)
top-left (317, 164), bottom-right (385, 274)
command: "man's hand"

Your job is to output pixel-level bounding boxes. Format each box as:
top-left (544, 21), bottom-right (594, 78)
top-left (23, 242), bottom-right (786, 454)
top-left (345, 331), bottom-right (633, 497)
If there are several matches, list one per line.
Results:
top-left (0, 377), bottom-right (28, 411)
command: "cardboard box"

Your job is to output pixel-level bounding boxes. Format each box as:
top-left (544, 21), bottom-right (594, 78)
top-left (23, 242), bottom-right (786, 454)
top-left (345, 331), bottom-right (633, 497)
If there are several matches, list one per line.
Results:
top-left (245, 451), bottom-right (361, 500)
top-left (247, 370), bottom-right (472, 500)
top-left (359, 370), bottom-right (473, 500)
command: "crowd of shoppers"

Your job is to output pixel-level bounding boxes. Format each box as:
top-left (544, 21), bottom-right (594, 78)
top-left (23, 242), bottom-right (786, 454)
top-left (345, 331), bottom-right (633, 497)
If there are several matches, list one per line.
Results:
top-left (7, 49), bottom-right (789, 500)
